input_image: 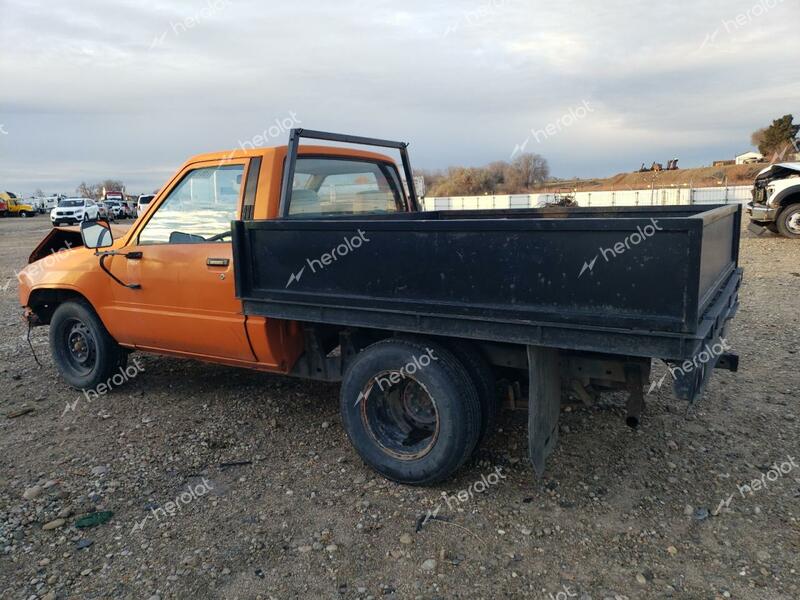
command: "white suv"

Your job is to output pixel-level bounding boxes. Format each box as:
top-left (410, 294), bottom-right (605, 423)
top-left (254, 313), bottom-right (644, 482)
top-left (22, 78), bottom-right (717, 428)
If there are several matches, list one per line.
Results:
top-left (137, 194), bottom-right (155, 215)
top-left (50, 198), bottom-right (100, 226)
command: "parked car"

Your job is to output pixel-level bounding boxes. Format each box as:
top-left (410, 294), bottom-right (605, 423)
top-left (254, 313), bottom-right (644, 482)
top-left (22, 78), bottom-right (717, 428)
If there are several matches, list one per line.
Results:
top-left (104, 200), bottom-right (126, 220)
top-left (19, 129), bottom-right (742, 485)
top-left (137, 194), bottom-right (155, 215)
top-left (39, 196), bottom-right (63, 214)
top-left (96, 202), bottom-right (110, 220)
top-left (747, 162), bottom-right (800, 238)
top-left (50, 198), bottom-right (99, 226)
top-left (125, 200), bottom-right (138, 218)
top-left (0, 196), bottom-right (7, 217)
top-left (99, 202), bottom-right (117, 222)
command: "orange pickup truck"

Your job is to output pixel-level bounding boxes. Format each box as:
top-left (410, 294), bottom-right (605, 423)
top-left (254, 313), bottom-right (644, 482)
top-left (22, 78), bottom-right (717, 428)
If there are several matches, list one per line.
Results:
top-left (18, 129), bottom-right (743, 484)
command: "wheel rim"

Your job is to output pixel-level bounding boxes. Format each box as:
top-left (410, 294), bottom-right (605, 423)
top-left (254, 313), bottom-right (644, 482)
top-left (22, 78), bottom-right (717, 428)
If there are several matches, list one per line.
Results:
top-left (63, 319), bottom-right (97, 376)
top-left (359, 373), bottom-right (439, 460)
top-left (787, 212), bottom-right (800, 235)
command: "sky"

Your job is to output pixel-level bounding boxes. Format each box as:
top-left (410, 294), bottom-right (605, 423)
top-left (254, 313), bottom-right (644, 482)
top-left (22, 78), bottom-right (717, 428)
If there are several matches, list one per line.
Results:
top-left (1, 0), bottom-right (799, 196)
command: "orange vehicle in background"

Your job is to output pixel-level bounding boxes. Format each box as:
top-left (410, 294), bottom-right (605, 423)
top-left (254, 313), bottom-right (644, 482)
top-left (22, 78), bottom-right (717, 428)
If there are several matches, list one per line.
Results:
top-left (17, 129), bottom-right (742, 485)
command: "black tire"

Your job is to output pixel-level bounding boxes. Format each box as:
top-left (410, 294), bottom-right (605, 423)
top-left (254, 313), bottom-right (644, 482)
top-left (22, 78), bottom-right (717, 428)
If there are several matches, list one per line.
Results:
top-left (776, 204), bottom-right (800, 239)
top-left (49, 301), bottom-right (125, 390)
top-left (444, 341), bottom-right (499, 447)
top-left (340, 338), bottom-right (481, 485)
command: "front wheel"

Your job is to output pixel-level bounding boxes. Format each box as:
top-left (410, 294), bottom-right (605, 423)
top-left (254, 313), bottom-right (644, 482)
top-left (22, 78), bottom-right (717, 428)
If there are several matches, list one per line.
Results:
top-left (49, 301), bottom-right (125, 390)
top-left (340, 339), bottom-right (481, 485)
top-left (776, 205), bottom-right (800, 239)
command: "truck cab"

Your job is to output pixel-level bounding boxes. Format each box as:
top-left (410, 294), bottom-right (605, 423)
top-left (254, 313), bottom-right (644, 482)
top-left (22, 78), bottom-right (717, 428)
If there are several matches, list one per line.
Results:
top-left (20, 143), bottom-right (407, 372)
top-left (3, 191), bottom-right (36, 217)
top-left (747, 162), bottom-right (800, 238)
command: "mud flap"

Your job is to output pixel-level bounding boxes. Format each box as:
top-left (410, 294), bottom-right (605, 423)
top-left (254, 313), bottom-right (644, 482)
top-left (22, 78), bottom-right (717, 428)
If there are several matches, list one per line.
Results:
top-left (527, 346), bottom-right (561, 477)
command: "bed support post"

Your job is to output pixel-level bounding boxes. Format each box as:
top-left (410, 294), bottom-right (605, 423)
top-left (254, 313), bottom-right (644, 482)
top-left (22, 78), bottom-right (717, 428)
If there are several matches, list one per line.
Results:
top-left (527, 346), bottom-right (561, 477)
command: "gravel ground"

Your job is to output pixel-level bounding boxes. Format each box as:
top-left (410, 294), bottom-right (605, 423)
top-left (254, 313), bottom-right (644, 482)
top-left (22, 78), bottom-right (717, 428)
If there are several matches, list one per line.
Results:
top-left (0, 215), bottom-right (798, 600)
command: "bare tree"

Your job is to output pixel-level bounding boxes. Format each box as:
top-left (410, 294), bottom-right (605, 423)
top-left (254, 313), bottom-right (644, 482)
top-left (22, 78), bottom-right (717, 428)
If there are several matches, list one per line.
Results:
top-left (507, 153), bottom-right (550, 191)
top-left (425, 154), bottom-right (551, 197)
top-left (76, 182), bottom-right (98, 199)
top-left (75, 180), bottom-right (125, 199)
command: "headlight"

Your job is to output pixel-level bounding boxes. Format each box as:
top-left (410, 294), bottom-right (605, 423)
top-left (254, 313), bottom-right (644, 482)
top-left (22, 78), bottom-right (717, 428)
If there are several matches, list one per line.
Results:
top-left (767, 187), bottom-right (779, 206)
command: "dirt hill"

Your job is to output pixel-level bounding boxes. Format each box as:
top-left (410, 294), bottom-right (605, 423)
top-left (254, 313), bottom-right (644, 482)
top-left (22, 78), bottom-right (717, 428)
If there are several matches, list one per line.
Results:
top-left (537, 163), bottom-right (767, 192)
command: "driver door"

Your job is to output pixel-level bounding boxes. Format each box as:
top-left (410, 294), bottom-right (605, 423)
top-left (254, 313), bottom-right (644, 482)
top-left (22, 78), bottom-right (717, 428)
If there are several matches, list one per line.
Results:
top-left (107, 159), bottom-right (256, 361)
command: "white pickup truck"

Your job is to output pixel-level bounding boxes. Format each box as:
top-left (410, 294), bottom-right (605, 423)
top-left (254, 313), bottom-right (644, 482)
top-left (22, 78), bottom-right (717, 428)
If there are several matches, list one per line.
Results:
top-left (747, 162), bottom-right (800, 238)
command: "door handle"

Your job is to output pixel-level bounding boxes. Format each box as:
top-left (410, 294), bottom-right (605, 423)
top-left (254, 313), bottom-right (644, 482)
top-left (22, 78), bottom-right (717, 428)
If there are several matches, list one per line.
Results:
top-left (126, 251), bottom-right (143, 260)
top-left (206, 258), bottom-right (230, 267)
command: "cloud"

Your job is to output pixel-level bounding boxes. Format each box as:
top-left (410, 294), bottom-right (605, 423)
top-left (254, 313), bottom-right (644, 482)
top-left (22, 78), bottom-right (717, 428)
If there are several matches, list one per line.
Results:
top-left (0, 0), bottom-right (798, 193)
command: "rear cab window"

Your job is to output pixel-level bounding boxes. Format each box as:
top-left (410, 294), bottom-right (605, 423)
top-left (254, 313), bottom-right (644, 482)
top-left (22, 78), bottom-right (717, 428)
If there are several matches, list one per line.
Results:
top-left (288, 157), bottom-right (405, 217)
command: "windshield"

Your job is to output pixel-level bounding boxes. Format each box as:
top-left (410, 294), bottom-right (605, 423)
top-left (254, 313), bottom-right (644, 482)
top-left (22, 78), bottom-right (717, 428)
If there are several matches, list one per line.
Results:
top-left (59, 199), bottom-right (84, 207)
top-left (139, 195), bottom-right (154, 204)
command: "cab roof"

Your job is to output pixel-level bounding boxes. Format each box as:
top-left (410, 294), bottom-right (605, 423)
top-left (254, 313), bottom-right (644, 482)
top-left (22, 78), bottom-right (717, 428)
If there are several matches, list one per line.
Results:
top-left (189, 144), bottom-right (396, 165)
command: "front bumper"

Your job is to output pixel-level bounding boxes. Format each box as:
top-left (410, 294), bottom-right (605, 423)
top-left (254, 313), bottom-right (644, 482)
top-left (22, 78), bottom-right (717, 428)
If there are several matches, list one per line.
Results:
top-left (51, 214), bottom-right (83, 224)
top-left (746, 202), bottom-right (778, 222)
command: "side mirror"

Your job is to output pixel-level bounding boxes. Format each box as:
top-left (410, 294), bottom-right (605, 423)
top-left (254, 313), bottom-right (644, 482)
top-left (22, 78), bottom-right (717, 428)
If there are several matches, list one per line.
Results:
top-left (81, 220), bottom-right (114, 249)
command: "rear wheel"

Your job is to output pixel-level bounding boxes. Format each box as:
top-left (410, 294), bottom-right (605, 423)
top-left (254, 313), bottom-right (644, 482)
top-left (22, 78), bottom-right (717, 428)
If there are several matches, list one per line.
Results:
top-left (776, 204), bottom-right (800, 238)
top-left (444, 341), bottom-right (499, 447)
top-left (49, 301), bottom-right (125, 390)
top-left (340, 339), bottom-right (481, 485)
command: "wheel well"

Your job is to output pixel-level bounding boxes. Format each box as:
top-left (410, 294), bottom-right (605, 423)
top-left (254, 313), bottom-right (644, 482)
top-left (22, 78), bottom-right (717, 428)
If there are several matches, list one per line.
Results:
top-left (28, 289), bottom-right (91, 325)
top-left (778, 192), bottom-right (800, 210)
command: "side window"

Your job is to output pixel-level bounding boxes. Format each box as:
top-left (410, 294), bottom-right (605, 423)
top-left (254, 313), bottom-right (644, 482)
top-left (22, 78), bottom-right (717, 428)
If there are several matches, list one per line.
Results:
top-left (139, 164), bottom-right (244, 244)
top-left (288, 158), bottom-right (403, 217)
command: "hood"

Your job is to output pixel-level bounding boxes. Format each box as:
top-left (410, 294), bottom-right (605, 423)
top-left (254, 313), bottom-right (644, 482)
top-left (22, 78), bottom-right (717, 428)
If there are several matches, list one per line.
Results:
top-left (28, 228), bottom-right (84, 263)
top-left (28, 225), bottom-right (128, 263)
top-left (755, 162), bottom-right (800, 181)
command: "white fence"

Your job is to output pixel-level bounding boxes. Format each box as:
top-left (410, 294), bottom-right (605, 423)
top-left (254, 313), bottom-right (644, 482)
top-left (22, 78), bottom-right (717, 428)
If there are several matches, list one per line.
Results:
top-left (420, 185), bottom-right (752, 211)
